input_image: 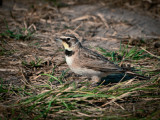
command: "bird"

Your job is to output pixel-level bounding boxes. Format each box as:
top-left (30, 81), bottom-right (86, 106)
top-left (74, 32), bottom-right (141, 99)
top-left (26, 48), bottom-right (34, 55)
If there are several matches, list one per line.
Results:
top-left (56, 34), bottom-right (147, 86)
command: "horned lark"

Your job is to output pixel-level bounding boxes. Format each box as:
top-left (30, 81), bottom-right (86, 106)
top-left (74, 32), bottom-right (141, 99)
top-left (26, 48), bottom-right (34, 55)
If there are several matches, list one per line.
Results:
top-left (56, 34), bottom-right (146, 86)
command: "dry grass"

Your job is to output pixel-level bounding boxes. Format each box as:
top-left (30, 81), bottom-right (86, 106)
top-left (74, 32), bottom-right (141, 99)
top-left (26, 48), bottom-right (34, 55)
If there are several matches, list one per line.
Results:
top-left (0, 0), bottom-right (160, 119)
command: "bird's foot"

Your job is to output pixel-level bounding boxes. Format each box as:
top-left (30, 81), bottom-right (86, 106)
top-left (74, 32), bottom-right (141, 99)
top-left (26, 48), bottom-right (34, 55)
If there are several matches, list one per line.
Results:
top-left (90, 76), bottom-right (101, 87)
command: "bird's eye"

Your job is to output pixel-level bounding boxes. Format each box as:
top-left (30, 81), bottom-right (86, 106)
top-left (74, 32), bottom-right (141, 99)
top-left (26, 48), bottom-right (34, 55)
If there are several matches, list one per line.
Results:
top-left (67, 38), bottom-right (70, 40)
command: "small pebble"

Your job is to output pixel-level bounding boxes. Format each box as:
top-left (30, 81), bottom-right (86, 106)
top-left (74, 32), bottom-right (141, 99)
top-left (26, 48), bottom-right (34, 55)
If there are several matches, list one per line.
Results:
top-left (154, 42), bottom-right (160, 48)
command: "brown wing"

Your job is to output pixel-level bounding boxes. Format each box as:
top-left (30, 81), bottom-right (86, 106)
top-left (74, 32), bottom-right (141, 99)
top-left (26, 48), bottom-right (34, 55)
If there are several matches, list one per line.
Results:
top-left (79, 47), bottom-right (123, 73)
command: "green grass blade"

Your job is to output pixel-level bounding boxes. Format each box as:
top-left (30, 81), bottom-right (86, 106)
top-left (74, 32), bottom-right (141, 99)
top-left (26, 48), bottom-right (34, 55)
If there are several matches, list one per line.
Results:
top-left (41, 74), bottom-right (63, 84)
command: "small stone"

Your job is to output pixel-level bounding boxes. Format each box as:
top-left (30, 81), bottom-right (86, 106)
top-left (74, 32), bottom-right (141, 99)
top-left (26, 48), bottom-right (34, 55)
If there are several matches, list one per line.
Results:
top-left (154, 42), bottom-right (160, 48)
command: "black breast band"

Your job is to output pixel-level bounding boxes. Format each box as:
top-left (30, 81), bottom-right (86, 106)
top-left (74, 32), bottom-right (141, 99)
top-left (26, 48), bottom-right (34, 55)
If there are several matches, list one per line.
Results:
top-left (65, 50), bottom-right (75, 56)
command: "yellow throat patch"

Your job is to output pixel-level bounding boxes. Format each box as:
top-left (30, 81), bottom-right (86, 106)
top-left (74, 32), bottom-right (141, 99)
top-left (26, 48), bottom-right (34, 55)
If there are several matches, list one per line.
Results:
top-left (62, 41), bottom-right (72, 51)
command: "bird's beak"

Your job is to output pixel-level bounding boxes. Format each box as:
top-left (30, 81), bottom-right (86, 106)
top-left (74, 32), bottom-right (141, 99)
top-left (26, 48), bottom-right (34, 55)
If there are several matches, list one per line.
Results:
top-left (55, 36), bottom-right (67, 42)
top-left (55, 38), bottom-right (62, 42)
top-left (55, 37), bottom-right (70, 50)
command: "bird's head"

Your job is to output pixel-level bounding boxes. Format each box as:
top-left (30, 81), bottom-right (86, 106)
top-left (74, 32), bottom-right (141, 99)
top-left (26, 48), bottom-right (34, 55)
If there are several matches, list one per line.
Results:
top-left (56, 34), bottom-right (81, 51)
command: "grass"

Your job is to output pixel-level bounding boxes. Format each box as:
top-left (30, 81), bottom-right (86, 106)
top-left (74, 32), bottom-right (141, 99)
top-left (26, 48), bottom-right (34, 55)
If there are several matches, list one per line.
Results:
top-left (97, 44), bottom-right (151, 63)
top-left (96, 44), bottom-right (156, 77)
top-left (1, 45), bottom-right (159, 119)
top-left (1, 76), bottom-right (158, 119)
top-left (0, 46), bottom-right (14, 55)
top-left (0, 0), bottom-right (159, 119)
top-left (0, 19), bottom-right (34, 40)
top-left (22, 57), bottom-right (43, 68)
top-left (0, 23), bottom-right (159, 119)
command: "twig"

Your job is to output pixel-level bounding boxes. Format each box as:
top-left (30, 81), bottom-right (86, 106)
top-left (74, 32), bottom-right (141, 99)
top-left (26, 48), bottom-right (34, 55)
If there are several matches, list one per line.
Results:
top-left (141, 47), bottom-right (160, 59)
top-left (0, 68), bottom-right (19, 72)
top-left (97, 13), bottom-right (109, 29)
top-left (71, 15), bottom-right (96, 22)
top-left (113, 101), bottom-right (125, 110)
top-left (74, 22), bottom-right (82, 32)
top-left (102, 81), bottom-right (151, 107)
top-left (119, 73), bottom-right (127, 83)
top-left (102, 91), bottom-right (135, 107)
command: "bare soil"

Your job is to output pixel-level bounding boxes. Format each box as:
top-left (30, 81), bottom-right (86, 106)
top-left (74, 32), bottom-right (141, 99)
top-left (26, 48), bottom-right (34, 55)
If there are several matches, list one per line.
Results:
top-left (0, 0), bottom-right (160, 119)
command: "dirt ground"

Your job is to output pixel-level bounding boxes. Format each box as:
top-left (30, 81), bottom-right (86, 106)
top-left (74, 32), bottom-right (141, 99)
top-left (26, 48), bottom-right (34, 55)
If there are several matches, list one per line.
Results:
top-left (0, 0), bottom-right (160, 119)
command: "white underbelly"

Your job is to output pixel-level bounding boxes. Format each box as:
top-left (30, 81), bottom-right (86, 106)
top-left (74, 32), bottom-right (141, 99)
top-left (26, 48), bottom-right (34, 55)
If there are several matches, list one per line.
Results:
top-left (65, 56), bottom-right (102, 77)
top-left (71, 67), bottom-right (102, 77)
top-left (65, 56), bottom-right (73, 66)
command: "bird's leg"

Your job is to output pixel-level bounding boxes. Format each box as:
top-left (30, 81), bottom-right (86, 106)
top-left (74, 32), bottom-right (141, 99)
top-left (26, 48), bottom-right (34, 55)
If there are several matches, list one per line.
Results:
top-left (90, 76), bottom-right (101, 87)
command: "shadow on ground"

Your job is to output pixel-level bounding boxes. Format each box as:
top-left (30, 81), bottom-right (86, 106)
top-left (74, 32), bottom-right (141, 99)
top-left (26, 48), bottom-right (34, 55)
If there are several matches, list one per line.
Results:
top-left (100, 73), bottom-right (135, 85)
